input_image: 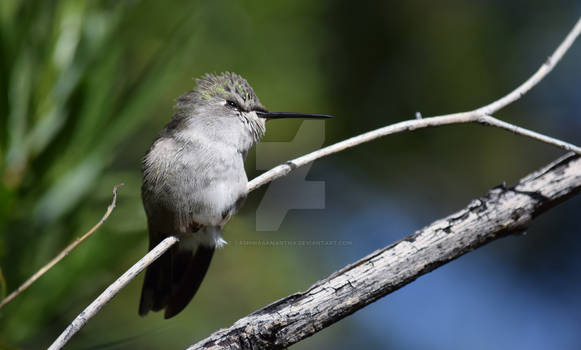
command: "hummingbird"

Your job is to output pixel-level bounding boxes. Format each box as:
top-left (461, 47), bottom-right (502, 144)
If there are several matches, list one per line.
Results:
top-left (139, 72), bottom-right (332, 318)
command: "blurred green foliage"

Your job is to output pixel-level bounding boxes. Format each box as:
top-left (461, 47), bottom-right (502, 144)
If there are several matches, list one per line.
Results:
top-left (0, 0), bottom-right (579, 349)
top-left (0, 0), bottom-right (331, 348)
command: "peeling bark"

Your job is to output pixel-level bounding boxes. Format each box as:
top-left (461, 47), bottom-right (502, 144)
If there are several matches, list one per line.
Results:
top-left (190, 153), bottom-right (581, 350)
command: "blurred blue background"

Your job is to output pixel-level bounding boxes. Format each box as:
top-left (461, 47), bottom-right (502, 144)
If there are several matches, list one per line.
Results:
top-left (1, 1), bottom-right (580, 349)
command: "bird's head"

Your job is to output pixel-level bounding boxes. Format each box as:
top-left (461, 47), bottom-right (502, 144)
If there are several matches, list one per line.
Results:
top-left (172, 72), bottom-right (332, 150)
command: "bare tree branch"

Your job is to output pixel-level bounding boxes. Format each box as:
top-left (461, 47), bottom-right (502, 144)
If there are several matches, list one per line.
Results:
top-left (248, 16), bottom-right (581, 192)
top-left (48, 16), bottom-right (581, 350)
top-left (0, 184), bottom-right (124, 310)
top-left (191, 153), bottom-right (581, 349)
top-left (48, 235), bottom-right (180, 350)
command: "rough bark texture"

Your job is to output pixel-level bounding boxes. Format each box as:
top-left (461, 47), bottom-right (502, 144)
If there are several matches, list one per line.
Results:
top-left (190, 153), bottom-right (581, 350)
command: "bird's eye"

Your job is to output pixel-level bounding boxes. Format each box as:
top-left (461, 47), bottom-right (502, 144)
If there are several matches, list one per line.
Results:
top-left (226, 100), bottom-right (239, 109)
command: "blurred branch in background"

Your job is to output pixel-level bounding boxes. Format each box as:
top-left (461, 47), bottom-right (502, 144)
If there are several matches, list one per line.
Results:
top-left (0, 184), bottom-right (123, 310)
top-left (48, 14), bottom-right (581, 349)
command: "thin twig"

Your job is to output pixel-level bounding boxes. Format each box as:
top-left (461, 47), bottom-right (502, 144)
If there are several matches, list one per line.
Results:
top-left (48, 16), bottom-right (581, 350)
top-left (477, 15), bottom-right (581, 115)
top-left (247, 111), bottom-right (581, 192)
top-left (248, 16), bottom-right (581, 192)
top-left (0, 184), bottom-right (124, 310)
top-left (47, 236), bottom-right (179, 350)
top-left (475, 114), bottom-right (581, 153)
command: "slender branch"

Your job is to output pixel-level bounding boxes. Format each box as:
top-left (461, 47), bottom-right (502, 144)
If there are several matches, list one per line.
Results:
top-left (474, 114), bottom-right (581, 153)
top-left (47, 236), bottom-right (180, 350)
top-left (248, 15), bottom-right (581, 192)
top-left (191, 153), bottom-right (581, 349)
top-left (477, 15), bottom-right (581, 115)
top-left (247, 111), bottom-right (581, 193)
top-left (48, 16), bottom-right (581, 350)
top-left (0, 184), bottom-right (124, 310)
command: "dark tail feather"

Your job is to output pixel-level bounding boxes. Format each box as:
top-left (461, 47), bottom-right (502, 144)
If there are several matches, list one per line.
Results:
top-left (139, 246), bottom-right (172, 316)
top-left (164, 245), bottom-right (215, 319)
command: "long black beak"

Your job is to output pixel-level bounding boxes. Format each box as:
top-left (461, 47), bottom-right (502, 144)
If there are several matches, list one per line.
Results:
top-left (256, 111), bottom-right (334, 120)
